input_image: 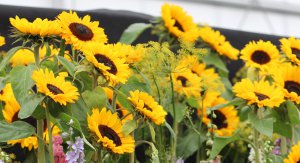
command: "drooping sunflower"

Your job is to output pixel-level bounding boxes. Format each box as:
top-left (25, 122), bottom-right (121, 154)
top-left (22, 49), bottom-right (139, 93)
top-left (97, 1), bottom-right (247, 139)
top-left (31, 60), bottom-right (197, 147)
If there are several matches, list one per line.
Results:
top-left (107, 43), bottom-right (146, 64)
top-left (280, 37), bottom-right (300, 65)
top-left (83, 43), bottom-right (131, 85)
top-left (0, 36), bottom-right (5, 46)
top-left (240, 40), bottom-right (280, 70)
top-left (198, 95), bottom-right (239, 137)
top-left (32, 69), bottom-right (79, 105)
top-left (161, 3), bottom-right (198, 42)
top-left (233, 78), bottom-right (284, 108)
top-left (172, 63), bottom-right (202, 97)
top-left (127, 90), bottom-right (167, 125)
top-left (0, 84), bottom-right (60, 150)
top-left (103, 87), bottom-right (133, 123)
top-left (272, 64), bottom-right (300, 104)
top-left (284, 141), bottom-right (300, 163)
top-left (216, 41), bottom-right (239, 60)
top-left (87, 108), bottom-right (135, 154)
top-left (10, 16), bottom-right (61, 37)
top-left (57, 11), bottom-right (108, 51)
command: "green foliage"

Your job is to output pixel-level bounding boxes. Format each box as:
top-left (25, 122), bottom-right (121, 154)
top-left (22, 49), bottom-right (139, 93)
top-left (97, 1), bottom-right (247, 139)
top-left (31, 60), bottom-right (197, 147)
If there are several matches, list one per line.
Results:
top-left (122, 120), bottom-right (137, 136)
top-left (0, 121), bottom-right (36, 142)
top-left (119, 23), bottom-right (152, 44)
top-left (248, 110), bottom-right (273, 137)
top-left (286, 101), bottom-right (300, 125)
top-left (209, 98), bottom-right (246, 111)
top-left (57, 56), bottom-right (75, 77)
top-left (82, 86), bottom-right (107, 109)
top-left (0, 46), bottom-right (24, 71)
top-left (209, 132), bottom-right (239, 160)
top-left (201, 52), bottom-right (229, 76)
top-left (272, 108), bottom-right (292, 138)
top-left (18, 94), bottom-right (45, 119)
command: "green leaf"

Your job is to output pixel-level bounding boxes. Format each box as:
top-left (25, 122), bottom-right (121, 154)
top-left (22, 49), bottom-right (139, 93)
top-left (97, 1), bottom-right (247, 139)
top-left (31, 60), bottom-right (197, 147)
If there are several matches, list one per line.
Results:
top-left (286, 101), bottom-right (300, 125)
top-left (164, 122), bottom-right (176, 140)
top-left (248, 111), bottom-right (273, 137)
top-left (0, 121), bottom-right (36, 142)
top-left (269, 154), bottom-right (283, 163)
top-left (82, 86), bottom-right (107, 109)
top-left (10, 65), bottom-right (36, 104)
top-left (148, 123), bottom-right (156, 143)
top-left (202, 52), bottom-right (228, 75)
top-left (122, 120), bottom-right (137, 136)
top-left (57, 56), bottom-right (75, 76)
top-left (177, 129), bottom-right (206, 159)
top-left (0, 76), bottom-right (8, 91)
top-left (186, 97), bottom-right (200, 108)
top-left (70, 97), bottom-right (89, 124)
top-left (18, 94), bottom-right (45, 119)
top-left (272, 109), bottom-right (292, 138)
top-left (209, 98), bottom-right (245, 111)
top-left (0, 46), bottom-right (24, 71)
top-left (119, 23), bottom-right (152, 44)
top-left (209, 132), bottom-right (239, 160)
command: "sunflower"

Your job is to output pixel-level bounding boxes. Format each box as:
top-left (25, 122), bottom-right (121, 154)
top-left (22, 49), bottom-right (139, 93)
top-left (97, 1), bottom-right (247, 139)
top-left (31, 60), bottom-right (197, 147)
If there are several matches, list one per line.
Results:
top-left (272, 64), bottom-right (300, 104)
top-left (240, 40), bottom-right (280, 70)
top-left (107, 43), bottom-right (146, 64)
top-left (284, 141), bottom-right (300, 163)
top-left (198, 26), bottom-right (225, 50)
top-left (233, 78), bottom-right (284, 108)
top-left (103, 87), bottom-right (133, 123)
top-left (216, 41), bottom-right (239, 60)
top-left (57, 11), bottom-right (108, 51)
top-left (280, 37), bottom-right (300, 65)
top-left (198, 95), bottom-right (239, 137)
top-left (0, 36), bottom-right (5, 46)
top-left (161, 3), bottom-right (198, 42)
top-left (32, 69), bottom-right (79, 105)
top-left (10, 16), bottom-right (61, 37)
top-left (87, 108), bottom-right (135, 154)
top-left (172, 62), bottom-right (202, 97)
top-left (180, 55), bottom-right (224, 93)
top-left (127, 90), bottom-right (167, 125)
top-left (83, 43), bottom-right (131, 85)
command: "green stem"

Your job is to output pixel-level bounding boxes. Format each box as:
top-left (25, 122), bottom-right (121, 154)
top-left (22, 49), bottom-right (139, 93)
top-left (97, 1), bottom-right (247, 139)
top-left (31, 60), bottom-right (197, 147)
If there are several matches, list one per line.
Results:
top-left (253, 129), bottom-right (260, 163)
top-left (46, 109), bottom-right (54, 163)
top-left (111, 87), bottom-right (118, 112)
top-left (37, 119), bottom-right (45, 163)
top-left (169, 74), bottom-right (177, 162)
top-left (34, 45), bottom-right (40, 67)
top-left (130, 132), bottom-right (135, 163)
top-left (280, 137), bottom-right (287, 156)
top-left (58, 39), bottom-right (66, 57)
top-left (97, 149), bottom-right (102, 163)
top-left (153, 75), bottom-right (161, 104)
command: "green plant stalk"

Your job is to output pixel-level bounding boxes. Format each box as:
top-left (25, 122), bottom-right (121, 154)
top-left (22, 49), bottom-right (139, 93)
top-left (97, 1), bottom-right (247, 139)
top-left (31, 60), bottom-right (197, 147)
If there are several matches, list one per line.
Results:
top-left (111, 87), bottom-right (118, 112)
top-left (253, 129), bottom-right (260, 163)
top-left (280, 137), bottom-right (287, 155)
top-left (37, 119), bottom-right (45, 163)
top-left (46, 109), bottom-right (54, 163)
top-left (34, 45), bottom-right (40, 67)
top-left (58, 39), bottom-right (66, 57)
top-left (169, 74), bottom-right (177, 162)
top-left (130, 132), bottom-right (135, 163)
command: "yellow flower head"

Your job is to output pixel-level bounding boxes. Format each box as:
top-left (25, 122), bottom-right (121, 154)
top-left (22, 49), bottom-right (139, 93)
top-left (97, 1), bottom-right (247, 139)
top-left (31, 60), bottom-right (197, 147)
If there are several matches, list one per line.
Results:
top-left (84, 43), bottom-right (131, 85)
top-left (284, 141), bottom-right (300, 163)
top-left (233, 78), bottom-right (284, 108)
top-left (107, 43), bottom-right (146, 64)
top-left (87, 108), bottom-right (135, 154)
top-left (57, 11), bottom-right (108, 51)
top-left (10, 16), bottom-right (61, 37)
top-left (241, 40), bottom-right (280, 70)
top-left (280, 37), bottom-right (300, 66)
top-left (0, 36), bottom-right (5, 47)
top-left (32, 69), bottom-right (79, 105)
top-left (198, 93), bottom-right (239, 137)
top-left (161, 3), bottom-right (198, 42)
top-left (272, 63), bottom-right (300, 104)
top-left (128, 90), bottom-right (167, 125)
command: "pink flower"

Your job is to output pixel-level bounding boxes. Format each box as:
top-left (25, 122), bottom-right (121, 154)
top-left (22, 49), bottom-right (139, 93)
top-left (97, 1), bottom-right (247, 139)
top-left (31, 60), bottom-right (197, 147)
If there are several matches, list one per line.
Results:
top-left (52, 136), bottom-right (67, 163)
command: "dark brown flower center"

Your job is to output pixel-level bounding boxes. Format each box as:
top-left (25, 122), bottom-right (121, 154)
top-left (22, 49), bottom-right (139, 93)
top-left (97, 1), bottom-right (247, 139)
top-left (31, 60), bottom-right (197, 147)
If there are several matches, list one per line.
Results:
top-left (292, 48), bottom-right (300, 60)
top-left (174, 19), bottom-right (184, 32)
top-left (143, 104), bottom-right (153, 112)
top-left (47, 84), bottom-right (64, 95)
top-left (12, 111), bottom-right (47, 132)
top-left (98, 125), bottom-right (121, 146)
top-left (211, 110), bottom-right (228, 129)
top-left (177, 76), bottom-right (188, 87)
top-left (251, 50), bottom-right (271, 64)
top-left (69, 23), bottom-right (94, 41)
top-left (284, 81), bottom-right (300, 95)
top-left (94, 54), bottom-right (118, 75)
top-left (254, 92), bottom-right (269, 101)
